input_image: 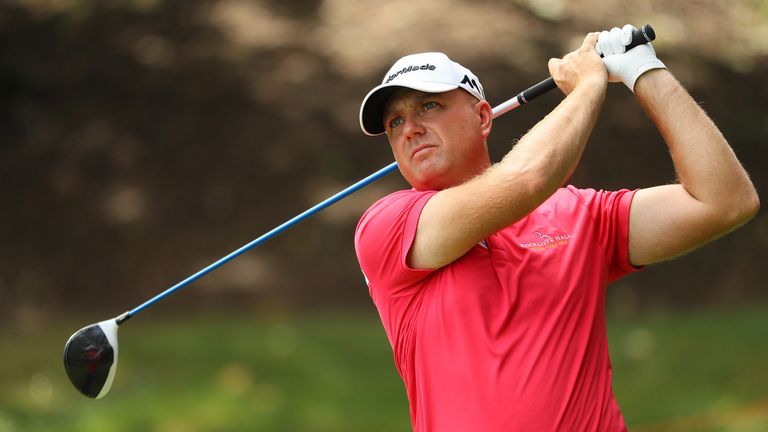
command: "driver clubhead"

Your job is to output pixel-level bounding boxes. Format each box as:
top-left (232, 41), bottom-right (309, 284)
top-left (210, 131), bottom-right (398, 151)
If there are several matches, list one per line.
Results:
top-left (63, 319), bottom-right (119, 398)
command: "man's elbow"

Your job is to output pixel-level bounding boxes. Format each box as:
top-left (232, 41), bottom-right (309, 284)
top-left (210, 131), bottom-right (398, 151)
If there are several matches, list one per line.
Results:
top-left (741, 188), bottom-right (760, 222)
top-left (724, 186), bottom-right (760, 229)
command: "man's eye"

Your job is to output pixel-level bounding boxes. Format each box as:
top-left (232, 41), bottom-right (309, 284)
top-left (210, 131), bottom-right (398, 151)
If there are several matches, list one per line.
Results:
top-left (389, 117), bottom-right (404, 129)
top-left (423, 101), bottom-right (437, 110)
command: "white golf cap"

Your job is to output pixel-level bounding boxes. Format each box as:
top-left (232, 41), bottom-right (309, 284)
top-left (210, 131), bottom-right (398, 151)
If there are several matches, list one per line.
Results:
top-left (359, 52), bottom-right (485, 136)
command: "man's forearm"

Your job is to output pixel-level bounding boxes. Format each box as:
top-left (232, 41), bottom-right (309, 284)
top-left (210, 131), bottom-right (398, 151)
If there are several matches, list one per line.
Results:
top-left (496, 78), bottom-right (607, 203)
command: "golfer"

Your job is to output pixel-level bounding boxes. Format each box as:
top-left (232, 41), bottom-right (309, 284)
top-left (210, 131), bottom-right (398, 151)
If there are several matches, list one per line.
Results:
top-left (354, 26), bottom-right (758, 431)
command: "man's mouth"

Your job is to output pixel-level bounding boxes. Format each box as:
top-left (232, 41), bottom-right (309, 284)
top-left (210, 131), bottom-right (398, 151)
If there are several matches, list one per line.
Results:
top-left (410, 144), bottom-right (435, 159)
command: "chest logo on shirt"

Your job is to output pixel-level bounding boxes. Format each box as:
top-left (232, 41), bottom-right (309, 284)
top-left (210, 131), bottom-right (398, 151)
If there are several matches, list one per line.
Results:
top-left (518, 231), bottom-right (575, 250)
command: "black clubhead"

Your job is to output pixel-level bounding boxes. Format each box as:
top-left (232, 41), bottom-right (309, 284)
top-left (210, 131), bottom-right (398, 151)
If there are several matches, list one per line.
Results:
top-left (63, 319), bottom-right (119, 398)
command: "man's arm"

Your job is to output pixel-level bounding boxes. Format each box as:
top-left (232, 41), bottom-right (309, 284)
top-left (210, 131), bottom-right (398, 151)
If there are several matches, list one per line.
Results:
top-left (627, 69), bottom-right (760, 266)
top-left (409, 34), bottom-right (607, 269)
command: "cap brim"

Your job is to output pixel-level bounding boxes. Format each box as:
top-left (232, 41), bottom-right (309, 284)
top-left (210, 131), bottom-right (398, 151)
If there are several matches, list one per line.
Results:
top-left (359, 82), bottom-right (459, 136)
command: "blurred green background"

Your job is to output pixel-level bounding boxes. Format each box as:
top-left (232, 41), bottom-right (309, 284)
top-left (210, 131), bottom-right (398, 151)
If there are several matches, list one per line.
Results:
top-left (1, 0), bottom-right (766, 431)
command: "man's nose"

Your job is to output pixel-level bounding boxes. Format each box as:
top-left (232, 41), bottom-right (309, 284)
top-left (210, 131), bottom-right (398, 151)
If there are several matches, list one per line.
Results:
top-left (402, 116), bottom-right (426, 140)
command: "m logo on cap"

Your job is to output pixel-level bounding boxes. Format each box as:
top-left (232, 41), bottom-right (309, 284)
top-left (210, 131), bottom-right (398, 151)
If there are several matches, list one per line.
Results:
top-left (461, 75), bottom-right (480, 91)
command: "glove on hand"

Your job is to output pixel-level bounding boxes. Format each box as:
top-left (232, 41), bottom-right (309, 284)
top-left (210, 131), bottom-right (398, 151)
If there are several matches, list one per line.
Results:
top-left (597, 24), bottom-right (666, 92)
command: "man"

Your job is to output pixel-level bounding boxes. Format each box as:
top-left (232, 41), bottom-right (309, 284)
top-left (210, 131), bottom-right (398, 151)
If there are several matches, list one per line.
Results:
top-left (354, 26), bottom-right (759, 431)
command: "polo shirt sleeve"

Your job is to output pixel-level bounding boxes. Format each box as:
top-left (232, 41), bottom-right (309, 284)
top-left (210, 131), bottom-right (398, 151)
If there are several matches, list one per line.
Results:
top-left (354, 190), bottom-right (438, 297)
top-left (566, 186), bottom-right (643, 282)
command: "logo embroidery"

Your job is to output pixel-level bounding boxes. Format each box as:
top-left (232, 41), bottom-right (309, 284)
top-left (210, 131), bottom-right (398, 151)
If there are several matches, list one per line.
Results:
top-left (519, 231), bottom-right (574, 250)
top-left (386, 64), bottom-right (436, 83)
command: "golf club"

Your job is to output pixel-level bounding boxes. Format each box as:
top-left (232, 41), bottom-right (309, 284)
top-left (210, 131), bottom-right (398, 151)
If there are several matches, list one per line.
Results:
top-left (64, 25), bottom-right (655, 399)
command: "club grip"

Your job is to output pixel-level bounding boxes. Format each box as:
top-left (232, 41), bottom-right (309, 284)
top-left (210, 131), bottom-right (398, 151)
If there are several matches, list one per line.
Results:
top-left (517, 77), bottom-right (559, 104)
top-left (623, 24), bottom-right (656, 53)
top-left (516, 24), bottom-right (656, 105)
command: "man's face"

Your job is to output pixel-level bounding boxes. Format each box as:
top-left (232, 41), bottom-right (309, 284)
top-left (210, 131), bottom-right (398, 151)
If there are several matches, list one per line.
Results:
top-left (383, 88), bottom-right (492, 191)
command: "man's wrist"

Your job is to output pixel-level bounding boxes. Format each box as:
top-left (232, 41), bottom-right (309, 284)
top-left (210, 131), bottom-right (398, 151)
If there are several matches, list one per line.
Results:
top-left (628, 59), bottom-right (667, 92)
top-left (633, 68), bottom-right (674, 98)
top-left (574, 76), bottom-right (608, 100)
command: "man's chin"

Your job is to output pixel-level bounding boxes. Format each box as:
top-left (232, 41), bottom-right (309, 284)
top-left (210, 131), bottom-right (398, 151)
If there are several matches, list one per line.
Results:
top-left (412, 177), bottom-right (452, 191)
top-left (404, 163), bottom-right (454, 191)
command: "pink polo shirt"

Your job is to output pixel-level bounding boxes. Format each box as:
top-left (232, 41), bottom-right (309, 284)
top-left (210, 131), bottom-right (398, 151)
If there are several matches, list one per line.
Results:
top-left (354, 186), bottom-right (640, 432)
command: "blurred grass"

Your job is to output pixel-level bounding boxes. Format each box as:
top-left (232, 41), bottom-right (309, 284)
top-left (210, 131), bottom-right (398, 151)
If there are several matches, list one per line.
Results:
top-left (609, 306), bottom-right (768, 432)
top-left (1, 306), bottom-right (767, 431)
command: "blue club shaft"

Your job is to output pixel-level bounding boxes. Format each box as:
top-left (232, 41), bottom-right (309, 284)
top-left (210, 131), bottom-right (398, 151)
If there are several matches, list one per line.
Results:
top-left (124, 160), bottom-right (400, 320)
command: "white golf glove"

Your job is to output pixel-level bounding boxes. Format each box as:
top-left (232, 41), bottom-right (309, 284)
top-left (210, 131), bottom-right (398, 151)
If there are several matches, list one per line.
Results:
top-left (596, 24), bottom-right (666, 92)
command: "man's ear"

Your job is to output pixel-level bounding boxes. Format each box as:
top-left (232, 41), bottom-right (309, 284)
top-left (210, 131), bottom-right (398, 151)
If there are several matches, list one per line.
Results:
top-left (476, 100), bottom-right (493, 139)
